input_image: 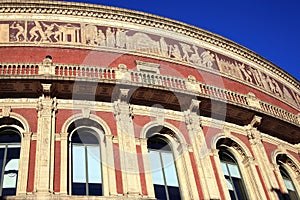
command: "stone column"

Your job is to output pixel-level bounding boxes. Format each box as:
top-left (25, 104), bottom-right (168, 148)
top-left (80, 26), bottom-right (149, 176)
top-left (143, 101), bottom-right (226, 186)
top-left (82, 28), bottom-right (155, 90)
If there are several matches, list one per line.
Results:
top-left (245, 116), bottom-right (279, 200)
top-left (16, 131), bottom-right (32, 195)
top-left (140, 138), bottom-right (155, 198)
top-left (104, 135), bottom-right (117, 196)
top-left (113, 88), bottom-right (141, 196)
top-left (210, 149), bottom-right (231, 199)
top-left (34, 84), bottom-right (56, 194)
top-left (184, 99), bottom-right (220, 199)
top-left (60, 132), bottom-right (68, 195)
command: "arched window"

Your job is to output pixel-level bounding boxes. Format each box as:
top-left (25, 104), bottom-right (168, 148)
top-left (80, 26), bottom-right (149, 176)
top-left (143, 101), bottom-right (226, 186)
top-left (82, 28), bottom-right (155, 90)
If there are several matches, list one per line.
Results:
top-left (279, 166), bottom-right (299, 200)
top-left (69, 128), bottom-right (102, 196)
top-left (147, 135), bottom-right (181, 200)
top-left (0, 127), bottom-right (21, 196)
top-left (219, 149), bottom-right (248, 200)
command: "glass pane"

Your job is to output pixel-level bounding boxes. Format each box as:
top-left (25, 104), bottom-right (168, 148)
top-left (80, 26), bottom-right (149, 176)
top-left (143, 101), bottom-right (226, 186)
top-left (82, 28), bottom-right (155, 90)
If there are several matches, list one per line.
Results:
top-left (88, 183), bottom-right (102, 196)
top-left (161, 152), bottom-right (179, 187)
top-left (233, 177), bottom-right (248, 199)
top-left (149, 150), bottom-right (164, 185)
top-left (221, 162), bottom-right (229, 176)
top-left (72, 183), bottom-right (86, 195)
top-left (3, 159), bottom-right (19, 188)
top-left (87, 145), bottom-right (102, 183)
top-left (225, 177), bottom-right (234, 190)
top-left (167, 186), bottom-right (181, 200)
top-left (72, 145), bottom-right (86, 183)
top-left (3, 147), bottom-right (20, 189)
top-left (154, 184), bottom-right (167, 200)
top-left (228, 163), bottom-right (241, 178)
top-left (284, 179), bottom-right (295, 191)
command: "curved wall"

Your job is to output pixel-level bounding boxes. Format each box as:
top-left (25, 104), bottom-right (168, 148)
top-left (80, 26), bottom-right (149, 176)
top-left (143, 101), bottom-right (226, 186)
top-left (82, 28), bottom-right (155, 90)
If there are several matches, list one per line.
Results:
top-left (0, 1), bottom-right (299, 199)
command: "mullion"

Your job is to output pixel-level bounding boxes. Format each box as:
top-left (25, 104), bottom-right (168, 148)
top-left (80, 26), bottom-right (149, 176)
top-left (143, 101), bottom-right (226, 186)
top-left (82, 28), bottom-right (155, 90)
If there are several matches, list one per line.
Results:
top-left (159, 151), bottom-right (170, 200)
top-left (225, 162), bottom-right (239, 200)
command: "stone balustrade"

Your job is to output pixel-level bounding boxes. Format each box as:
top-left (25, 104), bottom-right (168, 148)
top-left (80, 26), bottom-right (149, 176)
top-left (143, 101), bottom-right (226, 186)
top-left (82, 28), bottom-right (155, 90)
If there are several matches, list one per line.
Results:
top-left (260, 101), bottom-right (299, 125)
top-left (198, 83), bottom-right (248, 106)
top-left (0, 63), bottom-right (39, 75)
top-left (54, 65), bottom-right (115, 79)
top-left (0, 61), bottom-right (298, 126)
top-left (129, 71), bottom-right (186, 90)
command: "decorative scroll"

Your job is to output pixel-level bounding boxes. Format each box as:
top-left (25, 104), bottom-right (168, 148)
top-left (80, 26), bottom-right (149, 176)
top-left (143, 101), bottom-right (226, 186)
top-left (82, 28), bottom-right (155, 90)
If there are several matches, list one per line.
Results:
top-left (0, 20), bottom-right (299, 108)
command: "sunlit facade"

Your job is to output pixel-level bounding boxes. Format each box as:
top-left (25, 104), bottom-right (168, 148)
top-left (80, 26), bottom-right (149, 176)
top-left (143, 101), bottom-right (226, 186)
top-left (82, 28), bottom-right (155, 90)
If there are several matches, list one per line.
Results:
top-left (0, 0), bottom-right (299, 199)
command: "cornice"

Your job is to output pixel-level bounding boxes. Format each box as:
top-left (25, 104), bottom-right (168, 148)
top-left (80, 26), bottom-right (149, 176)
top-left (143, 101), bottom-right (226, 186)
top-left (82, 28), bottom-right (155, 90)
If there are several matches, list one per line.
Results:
top-left (0, 0), bottom-right (298, 90)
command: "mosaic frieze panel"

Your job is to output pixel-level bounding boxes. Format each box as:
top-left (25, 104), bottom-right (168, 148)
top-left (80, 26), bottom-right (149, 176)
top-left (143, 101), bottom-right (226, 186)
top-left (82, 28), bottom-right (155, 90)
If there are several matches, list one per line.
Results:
top-left (0, 20), bottom-right (299, 108)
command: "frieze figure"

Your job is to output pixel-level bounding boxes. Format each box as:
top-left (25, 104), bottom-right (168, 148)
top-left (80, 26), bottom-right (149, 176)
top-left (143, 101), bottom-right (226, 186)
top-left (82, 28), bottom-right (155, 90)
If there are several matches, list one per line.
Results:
top-left (84, 24), bottom-right (98, 45)
top-left (29, 21), bottom-right (46, 42)
top-left (238, 63), bottom-right (253, 83)
top-left (115, 28), bottom-right (127, 48)
top-left (10, 22), bottom-right (25, 42)
top-left (200, 50), bottom-right (215, 69)
top-left (159, 37), bottom-right (169, 57)
top-left (106, 27), bottom-right (115, 47)
top-left (41, 22), bottom-right (57, 42)
top-left (189, 45), bottom-right (202, 65)
top-left (180, 43), bottom-right (193, 62)
top-left (169, 44), bottom-right (182, 60)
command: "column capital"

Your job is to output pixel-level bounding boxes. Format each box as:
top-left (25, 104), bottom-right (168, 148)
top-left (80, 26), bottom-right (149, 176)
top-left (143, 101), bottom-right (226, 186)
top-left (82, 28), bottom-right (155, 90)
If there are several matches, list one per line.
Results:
top-left (60, 132), bottom-right (69, 140)
top-left (22, 132), bottom-right (32, 139)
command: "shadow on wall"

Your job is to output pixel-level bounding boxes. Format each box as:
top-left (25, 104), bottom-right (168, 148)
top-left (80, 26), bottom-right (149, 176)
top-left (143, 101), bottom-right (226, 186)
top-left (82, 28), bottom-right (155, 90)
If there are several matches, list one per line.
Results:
top-left (272, 188), bottom-right (291, 200)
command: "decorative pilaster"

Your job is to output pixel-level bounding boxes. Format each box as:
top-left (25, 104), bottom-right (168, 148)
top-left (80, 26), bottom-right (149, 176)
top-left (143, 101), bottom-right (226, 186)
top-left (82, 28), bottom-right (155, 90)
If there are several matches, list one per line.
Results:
top-left (59, 132), bottom-right (68, 195)
top-left (184, 99), bottom-right (220, 199)
top-left (34, 84), bottom-right (56, 194)
top-left (16, 131), bottom-right (32, 195)
top-left (113, 88), bottom-right (141, 196)
top-left (245, 115), bottom-right (279, 199)
top-left (104, 135), bottom-right (117, 196)
top-left (140, 138), bottom-right (155, 198)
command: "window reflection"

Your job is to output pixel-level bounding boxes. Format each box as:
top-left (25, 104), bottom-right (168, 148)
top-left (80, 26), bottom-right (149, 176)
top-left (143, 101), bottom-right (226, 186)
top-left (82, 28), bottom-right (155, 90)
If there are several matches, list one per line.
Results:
top-left (219, 150), bottom-right (248, 200)
top-left (280, 166), bottom-right (299, 200)
top-left (70, 129), bottom-right (102, 196)
top-left (0, 128), bottom-right (21, 196)
top-left (148, 136), bottom-right (181, 200)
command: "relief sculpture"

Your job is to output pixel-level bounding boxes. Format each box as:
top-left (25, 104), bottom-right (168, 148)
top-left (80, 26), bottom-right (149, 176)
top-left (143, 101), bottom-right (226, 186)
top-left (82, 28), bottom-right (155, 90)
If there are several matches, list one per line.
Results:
top-left (0, 20), bottom-right (298, 107)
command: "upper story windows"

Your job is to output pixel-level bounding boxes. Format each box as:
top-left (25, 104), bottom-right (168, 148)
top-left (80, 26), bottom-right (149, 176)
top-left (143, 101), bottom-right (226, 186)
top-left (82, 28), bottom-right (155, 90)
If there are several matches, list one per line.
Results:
top-left (219, 149), bottom-right (248, 200)
top-left (147, 135), bottom-right (181, 200)
top-left (276, 154), bottom-right (300, 200)
top-left (0, 127), bottom-right (21, 196)
top-left (68, 119), bottom-right (104, 196)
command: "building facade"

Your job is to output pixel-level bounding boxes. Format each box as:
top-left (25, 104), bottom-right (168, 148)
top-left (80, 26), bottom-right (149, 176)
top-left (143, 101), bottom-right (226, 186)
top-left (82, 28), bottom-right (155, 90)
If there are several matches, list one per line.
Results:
top-left (0, 1), bottom-right (299, 199)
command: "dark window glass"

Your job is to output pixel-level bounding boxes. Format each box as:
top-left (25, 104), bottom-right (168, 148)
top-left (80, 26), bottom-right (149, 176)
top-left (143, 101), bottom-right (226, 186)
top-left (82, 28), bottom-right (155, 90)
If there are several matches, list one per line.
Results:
top-left (71, 130), bottom-right (102, 196)
top-left (219, 151), bottom-right (248, 200)
top-left (280, 166), bottom-right (300, 200)
top-left (0, 128), bottom-right (21, 196)
top-left (148, 136), bottom-right (181, 200)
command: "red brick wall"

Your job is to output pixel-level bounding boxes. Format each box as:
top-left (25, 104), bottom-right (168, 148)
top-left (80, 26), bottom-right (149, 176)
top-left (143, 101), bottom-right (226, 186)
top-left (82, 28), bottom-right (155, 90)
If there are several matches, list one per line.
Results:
top-left (27, 140), bottom-right (36, 192)
top-left (13, 108), bottom-right (38, 133)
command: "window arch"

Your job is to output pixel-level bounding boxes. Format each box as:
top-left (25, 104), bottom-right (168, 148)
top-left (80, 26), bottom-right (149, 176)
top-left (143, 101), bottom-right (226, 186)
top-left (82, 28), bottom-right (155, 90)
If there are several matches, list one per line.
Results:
top-left (68, 119), bottom-right (104, 196)
top-left (276, 154), bottom-right (300, 200)
top-left (147, 134), bottom-right (181, 200)
top-left (217, 138), bottom-right (248, 200)
top-left (0, 127), bottom-right (21, 196)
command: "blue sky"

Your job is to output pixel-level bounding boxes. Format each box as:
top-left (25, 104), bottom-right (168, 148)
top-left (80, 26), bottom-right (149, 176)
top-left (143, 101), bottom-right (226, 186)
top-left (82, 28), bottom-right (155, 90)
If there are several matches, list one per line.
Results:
top-left (65, 0), bottom-right (300, 81)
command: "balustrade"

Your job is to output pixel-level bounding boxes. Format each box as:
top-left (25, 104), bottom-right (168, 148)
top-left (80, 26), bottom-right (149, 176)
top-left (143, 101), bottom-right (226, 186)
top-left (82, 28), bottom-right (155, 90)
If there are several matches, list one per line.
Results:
top-left (54, 65), bottom-right (115, 79)
top-left (0, 64), bottom-right (39, 75)
top-left (130, 71), bottom-right (186, 90)
top-left (0, 62), bottom-right (298, 126)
